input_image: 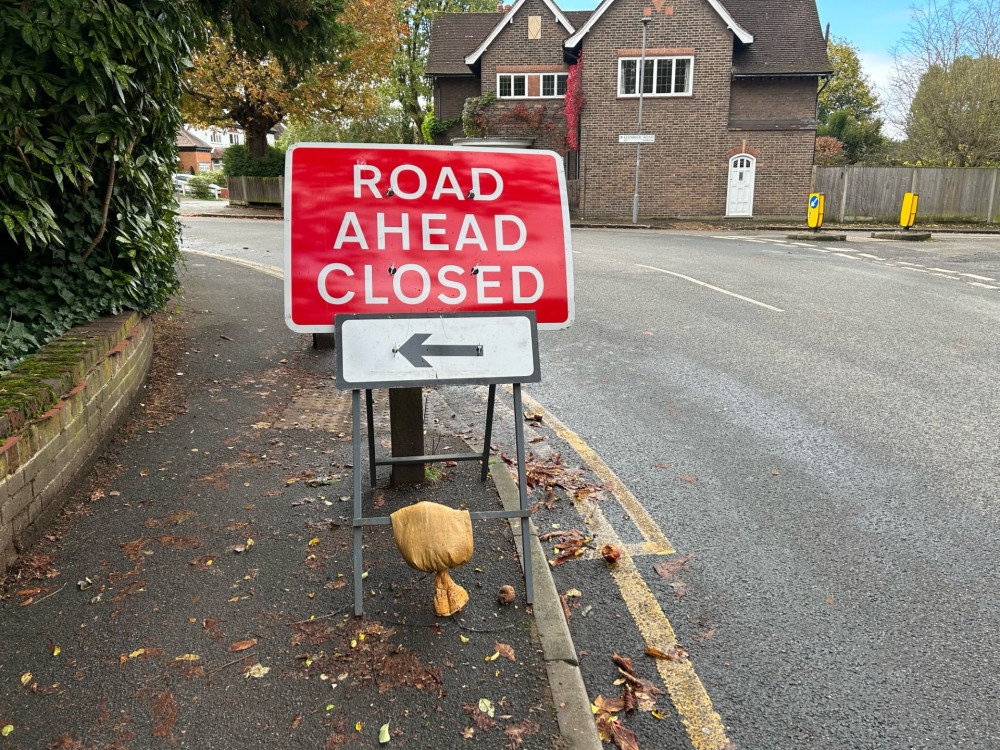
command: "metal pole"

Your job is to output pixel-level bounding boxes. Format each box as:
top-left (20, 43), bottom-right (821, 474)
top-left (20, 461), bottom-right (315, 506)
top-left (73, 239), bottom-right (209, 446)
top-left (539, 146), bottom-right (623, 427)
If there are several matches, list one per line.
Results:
top-left (632, 17), bottom-right (651, 225)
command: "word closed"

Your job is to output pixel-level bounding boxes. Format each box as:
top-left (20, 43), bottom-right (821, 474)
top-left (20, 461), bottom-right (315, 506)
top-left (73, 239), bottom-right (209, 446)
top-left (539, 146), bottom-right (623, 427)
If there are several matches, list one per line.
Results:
top-left (284, 144), bottom-right (573, 332)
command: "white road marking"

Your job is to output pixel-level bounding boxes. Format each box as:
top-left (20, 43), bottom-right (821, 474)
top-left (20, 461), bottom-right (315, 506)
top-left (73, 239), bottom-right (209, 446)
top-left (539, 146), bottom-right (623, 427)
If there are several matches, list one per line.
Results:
top-left (961, 273), bottom-right (996, 281)
top-left (897, 262), bottom-right (924, 267)
top-left (931, 272), bottom-right (959, 279)
top-left (856, 253), bottom-right (884, 260)
top-left (927, 267), bottom-right (957, 274)
top-left (712, 235), bottom-right (741, 240)
top-left (832, 253), bottom-right (858, 259)
top-left (825, 247), bottom-right (849, 252)
top-left (900, 266), bottom-right (929, 273)
top-left (744, 238), bottom-right (767, 243)
top-left (969, 282), bottom-right (1000, 289)
top-left (636, 264), bottom-right (784, 312)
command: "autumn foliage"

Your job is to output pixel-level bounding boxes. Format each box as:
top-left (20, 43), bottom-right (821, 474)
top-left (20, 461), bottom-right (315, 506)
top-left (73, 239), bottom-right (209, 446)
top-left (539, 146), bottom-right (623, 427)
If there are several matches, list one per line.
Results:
top-left (182, 0), bottom-right (405, 155)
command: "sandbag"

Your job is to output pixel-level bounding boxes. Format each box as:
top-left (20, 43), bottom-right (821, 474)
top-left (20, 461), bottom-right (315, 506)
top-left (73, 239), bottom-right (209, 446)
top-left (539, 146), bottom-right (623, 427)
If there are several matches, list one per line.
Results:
top-left (390, 501), bottom-right (473, 572)
top-left (391, 501), bottom-right (473, 617)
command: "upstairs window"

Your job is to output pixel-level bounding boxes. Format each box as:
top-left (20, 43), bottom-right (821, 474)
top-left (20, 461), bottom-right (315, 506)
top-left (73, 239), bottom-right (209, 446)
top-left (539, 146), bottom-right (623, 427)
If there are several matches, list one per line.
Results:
top-left (618, 56), bottom-right (693, 97)
top-left (497, 72), bottom-right (568, 99)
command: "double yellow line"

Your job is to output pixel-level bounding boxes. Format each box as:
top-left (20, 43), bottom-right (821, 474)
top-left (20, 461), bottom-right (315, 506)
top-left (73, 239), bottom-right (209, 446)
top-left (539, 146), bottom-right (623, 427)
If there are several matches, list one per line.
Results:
top-left (518, 390), bottom-right (731, 750)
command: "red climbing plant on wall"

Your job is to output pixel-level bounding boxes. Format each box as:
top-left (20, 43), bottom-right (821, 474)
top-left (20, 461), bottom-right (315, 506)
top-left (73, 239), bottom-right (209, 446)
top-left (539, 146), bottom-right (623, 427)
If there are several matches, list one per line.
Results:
top-left (564, 53), bottom-right (584, 150)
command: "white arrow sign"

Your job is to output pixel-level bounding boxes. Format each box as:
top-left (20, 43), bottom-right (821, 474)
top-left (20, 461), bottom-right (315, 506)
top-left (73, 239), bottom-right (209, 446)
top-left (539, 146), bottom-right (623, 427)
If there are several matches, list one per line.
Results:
top-left (335, 312), bottom-right (540, 389)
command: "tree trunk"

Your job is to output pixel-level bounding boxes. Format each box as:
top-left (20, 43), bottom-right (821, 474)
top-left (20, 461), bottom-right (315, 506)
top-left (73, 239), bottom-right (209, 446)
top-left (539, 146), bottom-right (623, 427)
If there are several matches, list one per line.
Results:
top-left (245, 122), bottom-right (273, 157)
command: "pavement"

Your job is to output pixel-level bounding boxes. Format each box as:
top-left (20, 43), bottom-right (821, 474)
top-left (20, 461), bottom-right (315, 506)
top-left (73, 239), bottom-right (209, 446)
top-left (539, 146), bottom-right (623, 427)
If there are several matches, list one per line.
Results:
top-left (0, 255), bottom-right (598, 748)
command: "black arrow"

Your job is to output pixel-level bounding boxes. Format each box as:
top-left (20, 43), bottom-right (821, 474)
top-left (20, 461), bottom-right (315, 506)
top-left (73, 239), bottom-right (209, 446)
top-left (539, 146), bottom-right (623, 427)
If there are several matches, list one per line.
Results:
top-left (396, 333), bottom-right (483, 368)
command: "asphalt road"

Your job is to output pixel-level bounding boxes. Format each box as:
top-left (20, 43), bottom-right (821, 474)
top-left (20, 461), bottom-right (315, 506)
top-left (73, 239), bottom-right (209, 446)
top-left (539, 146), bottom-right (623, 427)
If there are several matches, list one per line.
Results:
top-left (179, 216), bottom-right (1000, 748)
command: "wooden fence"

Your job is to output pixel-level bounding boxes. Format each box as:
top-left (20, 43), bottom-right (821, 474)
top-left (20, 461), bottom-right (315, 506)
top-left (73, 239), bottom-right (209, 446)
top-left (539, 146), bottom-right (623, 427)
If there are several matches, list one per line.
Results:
top-left (228, 176), bottom-right (283, 207)
top-left (813, 166), bottom-right (1000, 223)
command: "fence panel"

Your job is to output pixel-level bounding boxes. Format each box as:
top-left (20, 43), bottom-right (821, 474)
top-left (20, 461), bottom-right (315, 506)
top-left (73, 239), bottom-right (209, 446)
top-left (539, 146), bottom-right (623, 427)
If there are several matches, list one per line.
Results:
top-left (814, 166), bottom-right (1000, 223)
top-left (228, 176), bottom-right (284, 207)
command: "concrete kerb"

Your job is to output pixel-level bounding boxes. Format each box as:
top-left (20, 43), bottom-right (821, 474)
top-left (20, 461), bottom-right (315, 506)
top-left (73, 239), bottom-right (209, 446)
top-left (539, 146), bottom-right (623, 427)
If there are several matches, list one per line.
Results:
top-left (491, 460), bottom-right (603, 750)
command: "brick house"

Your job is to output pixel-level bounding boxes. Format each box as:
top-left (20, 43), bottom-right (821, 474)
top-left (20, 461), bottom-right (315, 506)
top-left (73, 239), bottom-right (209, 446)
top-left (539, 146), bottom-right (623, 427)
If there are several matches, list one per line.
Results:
top-left (176, 128), bottom-right (213, 174)
top-left (426, 0), bottom-right (830, 219)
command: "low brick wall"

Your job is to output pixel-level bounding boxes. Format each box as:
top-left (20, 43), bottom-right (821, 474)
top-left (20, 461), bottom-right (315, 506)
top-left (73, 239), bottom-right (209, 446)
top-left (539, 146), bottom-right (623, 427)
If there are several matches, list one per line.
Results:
top-left (0, 313), bottom-right (153, 570)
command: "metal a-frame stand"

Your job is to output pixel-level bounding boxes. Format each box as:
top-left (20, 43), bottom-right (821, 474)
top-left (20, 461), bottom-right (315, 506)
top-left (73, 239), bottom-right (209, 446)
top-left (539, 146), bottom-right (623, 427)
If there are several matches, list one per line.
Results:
top-left (350, 384), bottom-right (532, 617)
top-left (337, 311), bottom-right (542, 618)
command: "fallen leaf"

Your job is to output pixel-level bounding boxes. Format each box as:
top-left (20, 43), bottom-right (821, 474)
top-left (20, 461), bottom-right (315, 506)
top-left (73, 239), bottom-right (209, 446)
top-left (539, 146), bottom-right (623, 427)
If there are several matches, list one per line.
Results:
top-left (228, 638), bottom-right (257, 653)
top-left (460, 635), bottom-right (469, 644)
top-left (504, 718), bottom-right (540, 747)
top-left (564, 588), bottom-right (582, 598)
top-left (52, 645), bottom-right (61, 657)
top-left (379, 721), bottom-right (390, 744)
top-left (653, 552), bottom-right (695, 580)
top-left (461, 727), bottom-right (474, 739)
top-left (676, 474), bottom-right (697, 484)
top-left (495, 643), bottom-right (515, 662)
top-left (1, 725), bottom-right (11, 737)
top-left (245, 663), bottom-right (269, 678)
top-left (478, 698), bottom-right (495, 718)
top-left (150, 689), bottom-right (177, 737)
top-left (771, 469), bottom-right (780, 476)
top-left (308, 538), bottom-right (320, 546)
top-left (174, 654), bottom-right (200, 662)
top-left (654, 463), bottom-right (671, 469)
top-left (20, 672), bottom-right (32, 686)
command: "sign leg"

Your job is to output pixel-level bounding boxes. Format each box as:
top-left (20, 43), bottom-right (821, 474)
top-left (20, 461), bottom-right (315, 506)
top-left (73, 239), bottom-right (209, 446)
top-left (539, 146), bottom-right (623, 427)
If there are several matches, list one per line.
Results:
top-left (481, 384), bottom-right (496, 481)
top-left (512, 384), bottom-right (534, 605)
top-left (352, 389), bottom-right (363, 617)
top-left (389, 387), bottom-right (424, 485)
top-left (366, 389), bottom-right (376, 487)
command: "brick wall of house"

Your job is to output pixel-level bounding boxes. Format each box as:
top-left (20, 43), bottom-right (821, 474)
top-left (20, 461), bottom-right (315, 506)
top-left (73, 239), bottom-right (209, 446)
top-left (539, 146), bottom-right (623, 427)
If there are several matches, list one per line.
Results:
top-left (178, 150), bottom-right (210, 174)
top-left (479, 0), bottom-right (572, 154)
top-left (576, 0), bottom-right (737, 218)
top-left (723, 130), bottom-right (816, 216)
top-left (729, 78), bottom-right (818, 123)
top-left (434, 76), bottom-right (482, 144)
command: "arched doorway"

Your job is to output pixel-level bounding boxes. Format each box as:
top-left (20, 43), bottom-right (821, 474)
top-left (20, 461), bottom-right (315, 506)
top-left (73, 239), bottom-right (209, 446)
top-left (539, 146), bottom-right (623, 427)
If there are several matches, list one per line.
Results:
top-left (726, 154), bottom-right (756, 217)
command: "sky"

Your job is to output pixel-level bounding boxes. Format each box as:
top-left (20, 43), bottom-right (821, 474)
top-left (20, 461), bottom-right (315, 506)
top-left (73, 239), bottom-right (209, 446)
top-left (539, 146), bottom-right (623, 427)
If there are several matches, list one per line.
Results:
top-left (558, 0), bottom-right (917, 133)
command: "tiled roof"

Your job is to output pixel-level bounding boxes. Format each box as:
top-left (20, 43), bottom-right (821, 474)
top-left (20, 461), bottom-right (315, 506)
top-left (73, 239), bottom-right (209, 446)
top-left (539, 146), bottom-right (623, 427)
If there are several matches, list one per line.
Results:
top-left (427, 0), bottom-right (828, 77)
top-left (722, 0), bottom-right (830, 75)
top-left (426, 12), bottom-right (505, 75)
top-left (176, 128), bottom-right (212, 150)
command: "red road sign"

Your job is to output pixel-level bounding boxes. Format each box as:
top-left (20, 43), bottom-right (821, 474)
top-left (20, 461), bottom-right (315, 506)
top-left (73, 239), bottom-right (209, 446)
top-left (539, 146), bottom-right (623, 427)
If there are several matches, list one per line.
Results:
top-left (284, 144), bottom-right (574, 331)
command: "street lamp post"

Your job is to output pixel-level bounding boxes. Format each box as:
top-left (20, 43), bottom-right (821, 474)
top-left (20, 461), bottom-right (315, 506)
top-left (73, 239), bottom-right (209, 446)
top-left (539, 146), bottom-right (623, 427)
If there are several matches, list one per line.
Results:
top-left (632, 16), bottom-right (651, 225)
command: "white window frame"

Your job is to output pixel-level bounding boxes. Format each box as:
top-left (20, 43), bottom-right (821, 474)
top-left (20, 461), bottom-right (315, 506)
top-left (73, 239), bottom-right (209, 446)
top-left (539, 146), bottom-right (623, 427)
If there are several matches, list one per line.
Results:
top-left (617, 56), bottom-right (694, 98)
top-left (496, 72), bottom-right (569, 99)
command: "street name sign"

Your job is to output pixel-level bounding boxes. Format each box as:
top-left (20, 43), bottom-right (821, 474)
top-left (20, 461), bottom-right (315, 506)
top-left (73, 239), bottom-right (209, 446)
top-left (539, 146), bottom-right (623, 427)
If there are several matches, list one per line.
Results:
top-left (619, 134), bottom-right (655, 143)
top-left (335, 312), bottom-right (540, 389)
top-left (284, 144), bottom-right (574, 333)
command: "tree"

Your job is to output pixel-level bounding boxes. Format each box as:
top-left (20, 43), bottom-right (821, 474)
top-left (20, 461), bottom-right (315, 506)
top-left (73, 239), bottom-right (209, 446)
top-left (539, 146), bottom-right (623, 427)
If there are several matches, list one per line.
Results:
top-left (817, 38), bottom-right (887, 163)
top-left (819, 38), bottom-right (882, 123)
top-left (890, 0), bottom-right (1000, 165)
top-left (183, 0), bottom-right (403, 156)
top-left (279, 90), bottom-right (415, 146)
top-left (390, 0), bottom-right (495, 142)
top-left (1, 0), bottom-right (356, 367)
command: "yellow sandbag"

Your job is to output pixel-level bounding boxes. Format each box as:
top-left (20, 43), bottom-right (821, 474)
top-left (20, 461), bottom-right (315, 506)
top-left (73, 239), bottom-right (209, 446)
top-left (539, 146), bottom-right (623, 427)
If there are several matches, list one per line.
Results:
top-left (434, 570), bottom-right (469, 617)
top-left (391, 501), bottom-right (474, 617)
top-left (390, 501), bottom-right (473, 572)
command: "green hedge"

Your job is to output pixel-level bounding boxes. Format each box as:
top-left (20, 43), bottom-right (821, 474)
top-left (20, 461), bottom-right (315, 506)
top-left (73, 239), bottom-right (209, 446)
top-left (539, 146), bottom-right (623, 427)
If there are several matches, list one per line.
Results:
top-left (222, 144), bottom-right (285, 177)
top-left (0, 1), bottom-right (194, 370)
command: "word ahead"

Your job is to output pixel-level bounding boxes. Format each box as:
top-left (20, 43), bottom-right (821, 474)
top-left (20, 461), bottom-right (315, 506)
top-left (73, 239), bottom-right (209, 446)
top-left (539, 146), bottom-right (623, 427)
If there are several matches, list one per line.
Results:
top-left (284, 144), bottom-right (574, 332)
top-left (335, 312), bottom-right (540, 389)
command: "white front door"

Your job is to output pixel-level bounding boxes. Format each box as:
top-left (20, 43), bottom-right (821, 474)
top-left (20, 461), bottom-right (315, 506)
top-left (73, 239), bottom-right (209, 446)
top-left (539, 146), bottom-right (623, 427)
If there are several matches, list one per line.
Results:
top-left (726, 154), bottom-right (756, 217)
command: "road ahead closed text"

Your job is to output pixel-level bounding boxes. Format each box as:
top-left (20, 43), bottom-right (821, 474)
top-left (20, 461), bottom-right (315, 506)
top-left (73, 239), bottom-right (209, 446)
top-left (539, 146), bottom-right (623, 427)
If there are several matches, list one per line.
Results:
top-left (285, 144), bottom-right (573, 331)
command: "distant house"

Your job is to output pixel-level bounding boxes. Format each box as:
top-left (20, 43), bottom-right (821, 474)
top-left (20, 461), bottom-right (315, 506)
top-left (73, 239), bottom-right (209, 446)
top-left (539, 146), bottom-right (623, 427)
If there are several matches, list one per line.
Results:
top-left (426, 0), bottom-right (830, 219)
top-left (176, 128), bottom-right (213, 174)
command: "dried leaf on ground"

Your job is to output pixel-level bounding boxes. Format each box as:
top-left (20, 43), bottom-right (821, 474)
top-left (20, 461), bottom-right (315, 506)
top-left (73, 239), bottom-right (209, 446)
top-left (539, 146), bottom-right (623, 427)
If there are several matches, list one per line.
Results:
top-left (612, 653), bottom-right (634, 675)
top-left (228, 638), bottom-right (257, 652)
top-left (245, 663), bottom-right (269, 678)
top-left (150, 689), bottom-right (177, 737)
top-left (495, 643), bottom-right (515, 662)
top-left (676, 474), bottom-right (697, 484)
top-left (653, 552), bottom-right (695, 580)
top-left (463, 703), bottom-right (495, 731)
top-left (504, 718), bottom-right (540, 748)
top-left (120, 536), bottom-right (153, 561)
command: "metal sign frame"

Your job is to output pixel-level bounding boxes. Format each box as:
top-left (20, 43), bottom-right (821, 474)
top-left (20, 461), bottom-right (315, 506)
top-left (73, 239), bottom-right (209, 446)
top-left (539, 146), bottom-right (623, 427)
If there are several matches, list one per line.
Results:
top-left (337, 311), bottom-right (537, 617)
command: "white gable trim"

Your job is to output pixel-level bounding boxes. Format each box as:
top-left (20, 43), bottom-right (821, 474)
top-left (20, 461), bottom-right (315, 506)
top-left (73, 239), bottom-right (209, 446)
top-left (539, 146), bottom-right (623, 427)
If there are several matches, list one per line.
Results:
top-left (464, 0), bottom-right (577, 66)
top-left (563, 0), bottom-right (753, 48)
